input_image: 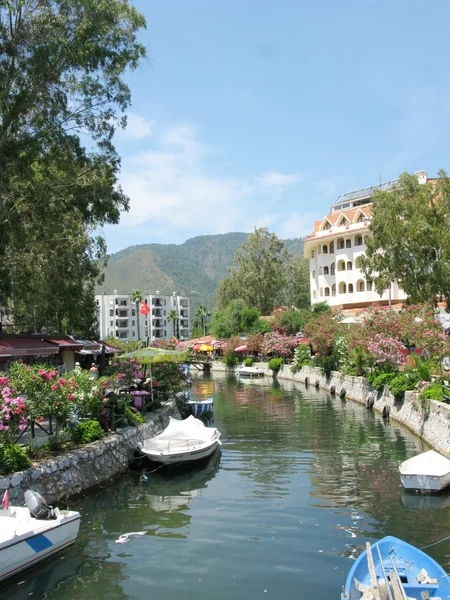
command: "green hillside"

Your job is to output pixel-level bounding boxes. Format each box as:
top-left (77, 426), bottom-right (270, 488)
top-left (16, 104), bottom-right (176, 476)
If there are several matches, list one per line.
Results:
top-left (97, 232), bottom-right (304, 307)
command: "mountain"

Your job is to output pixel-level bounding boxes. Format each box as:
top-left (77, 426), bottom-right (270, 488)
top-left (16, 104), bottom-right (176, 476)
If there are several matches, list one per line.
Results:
top-left (97, 232), bottom-right (304, 306)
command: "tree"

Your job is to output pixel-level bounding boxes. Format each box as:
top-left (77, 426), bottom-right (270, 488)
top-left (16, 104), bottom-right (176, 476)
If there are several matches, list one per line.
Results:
top-left (0, 0), bottom-right (146, 331)
top-left (283, 255), bottom-right (311, 310)
top-left (361, 171), bottom-right (450, 311)
top-left (217, 227), bottom-right (289, 314)
top-left (167, 309), bottom-right (179, 339)
top-left (130, 290), bottom-right (143, 341)
top-left (194, 305), bottom-right (211, 337)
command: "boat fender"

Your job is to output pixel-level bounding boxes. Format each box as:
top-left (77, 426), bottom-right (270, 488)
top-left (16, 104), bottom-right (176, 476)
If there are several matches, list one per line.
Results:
top-left (382, 405), bottom-right (390, 419)
top-left (304, 377), bottom-right (309, 386)
top-left (315, 380), bottom-right (320, 389)
top-left (366, 396), bottom-right (375, 409)
top-left (330, 385), bottom-right (336, 395)
top-left (339, 388), bottom-right (346, 398)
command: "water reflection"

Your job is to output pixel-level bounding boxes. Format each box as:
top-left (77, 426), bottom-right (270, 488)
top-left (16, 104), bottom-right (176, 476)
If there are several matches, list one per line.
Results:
top-left (401, 489), bottom-right (450, 510)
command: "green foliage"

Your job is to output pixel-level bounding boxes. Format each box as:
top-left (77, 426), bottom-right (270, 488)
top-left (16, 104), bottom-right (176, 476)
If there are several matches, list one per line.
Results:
top-left (387, 371), bottom-right (422, 401)
top-left (224, 352), bottom-right (240, 367)
top-left (240, 307), bottom-right (260, 331)
top-left (130, 291), bottom-right (144, 340)
top-left (0, 0), bottom-right (147, 332)
top-left (125, 406), bottom-right (146, 426)
top-left (274, 309), bottom-right (311, 335)
top-left (0, 444), bottom-right (31, 474)
top-left (69, 420), bottom-right (103, 445)
top-left (292, 343), bottom-right (311, 371)
top-left (421, 383), bottom-right (443, 401)
top-left (311, 302), bottom-right (331, 315)
top-left (341, 346), bottom-right (370, 377)
top-left (366, 371), bottom-right (398, 392)
top-left (361, 171), bottom-right (450, 310)
top-left (244, 358), bottom-right (253, 367)
top-left (268, 358), bottom-right (284, 371)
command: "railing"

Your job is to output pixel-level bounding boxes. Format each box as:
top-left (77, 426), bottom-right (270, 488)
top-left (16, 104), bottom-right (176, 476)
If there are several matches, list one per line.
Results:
top-left (167, 438), bottom-right (204, 451)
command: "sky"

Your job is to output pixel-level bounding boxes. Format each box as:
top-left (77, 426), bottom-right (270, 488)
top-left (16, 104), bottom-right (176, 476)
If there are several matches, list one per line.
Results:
top-left (103, 0), bottom-right (450, 253)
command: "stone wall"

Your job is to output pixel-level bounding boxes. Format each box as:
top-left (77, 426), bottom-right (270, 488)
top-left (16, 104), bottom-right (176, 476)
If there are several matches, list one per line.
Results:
top-left (0, 404), bottom-right (178, 504)
top-left (210, 362), bottom-right (450, 457)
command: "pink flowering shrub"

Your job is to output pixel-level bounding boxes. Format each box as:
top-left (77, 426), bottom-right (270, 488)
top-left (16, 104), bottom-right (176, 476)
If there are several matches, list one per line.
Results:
top-left (0, 376), bottom-right (28, 444)
top-left (110, 357), bottom-right (142, 387)
top-left (261, 332), bottom-right (298, 358)
top-left (366, 334), bottom-right (406, 369)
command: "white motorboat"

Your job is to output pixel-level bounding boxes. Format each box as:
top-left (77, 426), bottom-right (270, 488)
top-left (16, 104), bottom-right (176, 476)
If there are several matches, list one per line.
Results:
top-left (187, 397), bottom-right (213, 417)
top-left (235, 366), bottom-right (264, 378)
top-left (399, 450), bottom-right (450, 492)
top-left (138, 416), bottom-right (221, 465)
top-left (0, 490), bottom-right (80, 583)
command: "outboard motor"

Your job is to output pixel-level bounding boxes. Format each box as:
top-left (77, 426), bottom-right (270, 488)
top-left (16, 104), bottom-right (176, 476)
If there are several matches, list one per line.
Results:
top-left (24, 490), bottom-right (57, 520)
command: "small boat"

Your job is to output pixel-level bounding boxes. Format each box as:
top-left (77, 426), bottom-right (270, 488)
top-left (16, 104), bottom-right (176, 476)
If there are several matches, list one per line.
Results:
top-left (138, 416), bottom-right (221, 465)
top-left (399, 450), bottom-right (450, 492)
top-left (342, 535), bottom-right (450, 600)
top-left (0, 490), bottom-right (80, 583)
top-left (187, 397), bottom-right (214, 417)
top-left (235, 366), bottom-right (264, 378)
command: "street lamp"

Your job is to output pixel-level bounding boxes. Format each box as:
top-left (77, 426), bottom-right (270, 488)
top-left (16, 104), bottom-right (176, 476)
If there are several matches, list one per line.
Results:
top-left (191, 290), bottom-right (206, 338)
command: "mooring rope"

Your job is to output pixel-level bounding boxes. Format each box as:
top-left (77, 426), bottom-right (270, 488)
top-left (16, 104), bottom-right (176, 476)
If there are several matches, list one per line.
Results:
top-left (420, 533), bottom-right (450, 550)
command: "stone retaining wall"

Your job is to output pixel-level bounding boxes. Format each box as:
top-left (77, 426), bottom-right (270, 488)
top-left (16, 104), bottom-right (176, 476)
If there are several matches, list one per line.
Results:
top-left (210, 362), bottom-right (450, 457)
top-left (0, 404), bottom-right (178, 504)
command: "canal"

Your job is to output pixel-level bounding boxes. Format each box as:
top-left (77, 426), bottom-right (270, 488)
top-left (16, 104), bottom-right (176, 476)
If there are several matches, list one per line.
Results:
top-left (3, 373), bottom-right (450, 600)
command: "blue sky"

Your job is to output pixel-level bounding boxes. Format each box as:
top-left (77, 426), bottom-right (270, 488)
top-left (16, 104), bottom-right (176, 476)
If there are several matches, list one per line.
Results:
top-left (104, 0), bottom-right (450, 253)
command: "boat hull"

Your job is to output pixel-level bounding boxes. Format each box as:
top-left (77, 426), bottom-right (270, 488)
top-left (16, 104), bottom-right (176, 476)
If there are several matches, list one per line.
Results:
top-left (0, 515), bottom-right (80, 583)
top-left (342, 535), bottom-right (450, 600)
top-left (400, 471), bottom-right (450, 492)
top-left (142, 440), bottom-right (221, 465)
top-left (187, 399), bottom-right (213, 417)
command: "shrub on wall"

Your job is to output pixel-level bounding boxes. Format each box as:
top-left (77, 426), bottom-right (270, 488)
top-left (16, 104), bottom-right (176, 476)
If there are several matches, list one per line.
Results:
top-left (268, 358), bottom-right (284, 371)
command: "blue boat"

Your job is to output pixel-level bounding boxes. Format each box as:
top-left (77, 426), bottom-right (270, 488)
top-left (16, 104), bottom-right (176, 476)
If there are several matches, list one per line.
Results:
top-left (187, 397), bottom-right (213, 417)
top-left (342, 535), bottom-right (450, 599)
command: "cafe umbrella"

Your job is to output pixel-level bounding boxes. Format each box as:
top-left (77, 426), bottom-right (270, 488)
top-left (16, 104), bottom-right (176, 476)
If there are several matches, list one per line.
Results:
top-left (117, 347), bottom-right (188, 392)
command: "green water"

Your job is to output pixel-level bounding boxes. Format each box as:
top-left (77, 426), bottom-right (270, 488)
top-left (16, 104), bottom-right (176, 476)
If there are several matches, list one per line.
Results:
top-left (2, 374), bottom-right (450, 600)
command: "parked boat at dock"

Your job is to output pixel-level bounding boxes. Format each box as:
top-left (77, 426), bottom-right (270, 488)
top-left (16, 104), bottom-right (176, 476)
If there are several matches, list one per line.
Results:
top-left (235, 366), bottom-right (264, 378)
top-left (342, 535), bottom-right (450, 600)
top-left (399, 450), bottom-right (450, 492)
top-left (187, 397), bottom-right (213, 417)
top-left (137, 416), bottom-right (221, 465)
top-left (0, 491), bottom-right (80, 583)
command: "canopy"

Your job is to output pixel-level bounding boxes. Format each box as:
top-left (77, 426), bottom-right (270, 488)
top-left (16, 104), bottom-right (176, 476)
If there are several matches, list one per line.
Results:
top-left (400, 450), bottom-right (450, 477)
top-left (193, 343), bottom-right (213, 352)
top-left (118, 347), bottom-right (187, 365)
top-left (234, 345), bottom-right (247, 352)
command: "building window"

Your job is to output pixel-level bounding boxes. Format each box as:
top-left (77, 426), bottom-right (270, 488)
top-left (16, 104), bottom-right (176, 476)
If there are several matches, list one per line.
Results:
top-left (330, 262), bottom-right (335, 275)
top-left (338, 238), bottom-right (345, 250)
top-left (312, 270), bottom-right (316, 278)
top-left (348, 283), bottom-right (354, 294)
top-left (132, 320), bottom-right (135, 326)
top-left (318, 246), bottom-right (322, 254)
top-left (110, 320), bottom-right (113, 326)
top-left (145, 320), bottom-right (148, 326)
top-left (355, 257), bottom-right (362, 269)
top-left (324, 287), bottom-right (330, 297)
top-left (311, 250), bottom-right (315, 259)
top-left (313, 290), bottom-right (317, 299)
top-left (320, 288), bottom-right (323, 297)
top-left (109, 310), bottom-right (114, 317)
top-left (145, 330), bottom-right (148, 336)
top-left (338, 260), bottom-right (345, 271)
top-left (339, 282), bottom-right (347, 294)
top-left (330, 241), bottom-right (334, 254)
top-left (132, 331), bottom-right (135, 337)
top-left (324, 266), bottom-right (329, 275)
top-left (347, 261), bottom-right (352, 270)
top-left (332, 284), bottom-right (336, 297)
top-left (346, 239), bottom-right (352, 248)
top-left (132, 309), bottom-right (136, 316)
top-left (96, 299), bottom-right (99, 306)
top-left (355, 235), bottom-right (363, 246)
top-left (358, 280), bottom-right (365, 292)
top-left (319, 267), bottom-right (323, 275)
top-left (322, 244), bottom-right (328, 254)
top-left (366, 281), bottom-right (373, 291)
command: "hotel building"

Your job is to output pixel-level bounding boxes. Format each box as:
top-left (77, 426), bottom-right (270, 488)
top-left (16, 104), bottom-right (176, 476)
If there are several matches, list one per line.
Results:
top-left (95, 291), bottom-right (190, 342)
top-left (304, 171), bottom-right (429, 310)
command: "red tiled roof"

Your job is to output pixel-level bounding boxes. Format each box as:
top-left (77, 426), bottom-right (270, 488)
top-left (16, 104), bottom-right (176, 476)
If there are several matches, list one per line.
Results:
top-left (45, 337), bottom-right (84, 351)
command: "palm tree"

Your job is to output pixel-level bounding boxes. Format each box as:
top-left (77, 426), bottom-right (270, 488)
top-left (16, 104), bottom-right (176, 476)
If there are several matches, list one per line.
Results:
top-left (195, 304), bottom-right (211, 337)
top-left (130, 290), bottom-right (143, 342)
top-left (167, 309), bottom-right (179, 340)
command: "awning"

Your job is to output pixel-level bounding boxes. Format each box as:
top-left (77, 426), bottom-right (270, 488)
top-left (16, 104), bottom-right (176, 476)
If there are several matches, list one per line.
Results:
top-left (0, 338), bottom-right (59, 357)
top-left (74, 340), bottom-right (102, 355)
top-left (101, 342), bottom-right (123, 354)
top-left (45, 337), bottom-right (85, 351)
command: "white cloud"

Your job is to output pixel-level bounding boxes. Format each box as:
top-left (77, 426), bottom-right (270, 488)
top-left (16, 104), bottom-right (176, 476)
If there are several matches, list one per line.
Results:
top-left (258, 171), bottom-right (302, 187)
top-left (118, 122), bottom-right (302, 239)
top-left (119, 112), bottom-right (154, 140)
top-left (277, 211), bottom-right (318, 240)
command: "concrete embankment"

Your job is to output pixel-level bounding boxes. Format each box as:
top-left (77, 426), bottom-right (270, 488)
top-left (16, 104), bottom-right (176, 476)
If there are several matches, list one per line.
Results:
top-left (0, 404), bottom-right (178, 504)
top-left (210, 362), bottom-right (450, 457)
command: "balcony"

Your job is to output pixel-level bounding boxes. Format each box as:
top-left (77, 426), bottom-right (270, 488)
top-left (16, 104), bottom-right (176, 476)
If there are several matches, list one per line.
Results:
top-left (153, 320), bottom-right (163, 328)
top-left (116, 310), bottom-right (128, 317)
top-left (180, 300), bottom-right (188, 307)
top-left (153, 309), bottom-right (163, 317)
top-left (152, 299), bottom-right (162, 307)
top-left (181, 320), bottom-right (189, 328)
top-left (116, 321), bottom-right (129, 329)
top-left (180, 310), bottom-right (188, 318)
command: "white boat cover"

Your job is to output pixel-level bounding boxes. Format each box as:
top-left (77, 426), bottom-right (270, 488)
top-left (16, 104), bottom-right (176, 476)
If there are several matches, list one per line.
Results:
top-left (142, 416), bottom-right (219, 452)
top-left (399, 450), bottom-right (450, 477)
top-left (237, 367), bottom-right (262, 374)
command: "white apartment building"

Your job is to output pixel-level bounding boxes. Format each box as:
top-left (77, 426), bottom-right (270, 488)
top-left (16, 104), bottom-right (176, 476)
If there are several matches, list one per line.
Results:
top-left (304, 171), bottom-right (429, 310)
top-left (95, 291), bottom-right (190, 342)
